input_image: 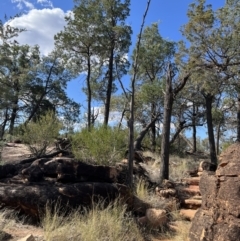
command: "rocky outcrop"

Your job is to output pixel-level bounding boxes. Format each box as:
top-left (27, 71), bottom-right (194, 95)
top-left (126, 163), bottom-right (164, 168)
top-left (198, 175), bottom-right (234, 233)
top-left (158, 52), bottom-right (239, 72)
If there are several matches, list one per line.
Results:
top-left (0, 157), bottom-right (135, 221)
top-left (189, 143), bottom-right (240, 241)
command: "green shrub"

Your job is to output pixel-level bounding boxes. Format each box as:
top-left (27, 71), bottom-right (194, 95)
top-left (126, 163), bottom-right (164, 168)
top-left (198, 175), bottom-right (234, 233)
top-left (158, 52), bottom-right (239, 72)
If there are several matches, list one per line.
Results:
top-left (21, 111), bottom-right (62, 157)
top-left (72, 125), bottom-right (127, 165)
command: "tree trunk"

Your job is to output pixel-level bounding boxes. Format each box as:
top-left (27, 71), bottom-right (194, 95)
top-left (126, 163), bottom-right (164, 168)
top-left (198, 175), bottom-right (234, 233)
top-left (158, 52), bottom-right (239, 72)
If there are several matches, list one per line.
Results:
top-left (128, 0), bottom-right (151, 188)
top-left (9, 101), bottom-right (18, 135)
top-left (159, 68), bottom-right (173, 184)
top-left (87, 54), bottom-right (92, 130)
top-left (104, 46), bottom-right (114, 126)
top-left (0, 108), bottom-right (9, 140)
top-left (128, 93), bottom-right (134, 188)
top-left (192, 103), bottom-right (197, 153)
top-left (159, 67), bottom-right (190, 184)
top-left (216, 123), bottom-right (221, 155)
top-left (134, 115), bottom-right (159, 151)
top-left (180, 132), bottom-right (194, 150)
top-left (27, 63), bottom-right (55, 123)
top-left (236, 94), bottom-right (240, 142)
top-left (204, 94), bottom-right (217, 165)
top-left (151, 103), bottom-right (156, 152)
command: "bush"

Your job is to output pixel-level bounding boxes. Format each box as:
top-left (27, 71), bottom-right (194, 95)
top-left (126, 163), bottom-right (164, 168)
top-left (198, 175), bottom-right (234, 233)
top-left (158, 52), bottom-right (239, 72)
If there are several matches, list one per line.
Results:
top-left (72, 125), bottom-right (128, 165)
top-left (21, 111), bottom-right (62, 157)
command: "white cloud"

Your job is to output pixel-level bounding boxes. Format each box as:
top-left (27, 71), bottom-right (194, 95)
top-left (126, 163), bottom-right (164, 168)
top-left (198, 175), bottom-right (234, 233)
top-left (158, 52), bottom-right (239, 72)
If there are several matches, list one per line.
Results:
top-left (8, 8), bottom-right (67, 55)
top-left (11, 0), bottom-right (35, 10)
top-left (37, 0), bottom-right (53, 8)
top-left (11, 0), bottom-right (54, 10)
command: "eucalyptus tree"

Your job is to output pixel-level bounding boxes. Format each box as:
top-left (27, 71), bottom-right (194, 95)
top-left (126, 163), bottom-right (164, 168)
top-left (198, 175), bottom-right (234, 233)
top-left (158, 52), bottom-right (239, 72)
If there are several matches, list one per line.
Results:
top-left (131, 23), bottom-right (175, 151)
top-left (24, 50), bottom-right (81, 125)
top-left (55, 0), bottom-right (102, 130)
top-left (159, 64), bottom-right (190, 184)
top-left (0, 17), bottom-right (40, 135)
top-left (170, 85), bottom-right (205, 153)
top-left (179, 0), bottom-right (240, 165)
top-left (0, 18), bottom-right (21, 137)
top-left (0, 17), bottom-right (80, 137)
top-left (55, 0), bottom-right (132, 128)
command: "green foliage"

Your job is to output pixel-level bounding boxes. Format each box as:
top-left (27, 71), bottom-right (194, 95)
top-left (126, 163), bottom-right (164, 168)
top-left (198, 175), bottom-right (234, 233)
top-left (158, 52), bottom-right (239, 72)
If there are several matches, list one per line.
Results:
top-left (21, 111), bottom-right (62, 157)
top-left (55, 0), bottom-right (132, 127)
top-left (72, 125), bottom-right (127, 165)
top-left (133, 22), bottom-right (176, 82)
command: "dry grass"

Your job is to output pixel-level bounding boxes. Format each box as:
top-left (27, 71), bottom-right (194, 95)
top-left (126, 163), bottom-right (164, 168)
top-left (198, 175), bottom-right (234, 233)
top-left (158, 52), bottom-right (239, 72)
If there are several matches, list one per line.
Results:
top-left (136, 178), bottom-right (150, 201)
top-left (143, 151), bottom-right (200, 182)
top-left (0, 209), bottom-right (17, 240)
top-left (41, 200), bottom-right (144, 241)
top-left (171, 221), bottom-right (191, 241)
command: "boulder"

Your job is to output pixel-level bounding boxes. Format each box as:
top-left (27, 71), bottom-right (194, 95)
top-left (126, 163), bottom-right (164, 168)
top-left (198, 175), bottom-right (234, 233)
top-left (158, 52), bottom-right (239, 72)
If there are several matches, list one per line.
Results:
top-left (146, 208), bottom-right (167, 228)
top-left (179, 209), bottom-right (197, 221)
top-left (17, 234), bottom-right (35, 241)
top-left (189, 143), bottom-right (240, 241)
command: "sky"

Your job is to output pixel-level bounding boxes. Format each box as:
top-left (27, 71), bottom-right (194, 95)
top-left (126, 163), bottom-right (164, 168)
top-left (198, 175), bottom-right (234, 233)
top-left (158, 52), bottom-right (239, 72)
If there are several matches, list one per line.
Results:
top-left (0, 0), bottom-right (226, 131)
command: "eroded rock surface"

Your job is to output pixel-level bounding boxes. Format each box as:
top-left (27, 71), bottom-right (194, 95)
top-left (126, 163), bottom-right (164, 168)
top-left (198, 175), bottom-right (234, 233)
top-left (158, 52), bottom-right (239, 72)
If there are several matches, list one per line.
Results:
top-left (189, 143), bottom-right (240, 241)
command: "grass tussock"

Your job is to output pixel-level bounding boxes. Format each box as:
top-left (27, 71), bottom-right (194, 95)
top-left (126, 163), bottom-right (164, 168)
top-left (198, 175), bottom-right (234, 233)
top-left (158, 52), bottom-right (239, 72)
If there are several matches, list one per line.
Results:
top-left (41, 200), bottom-right (144, 241)
top-left (135, 178), bottom-right (150, 201)
top-left (143, 151), bottom-right (202, 182)
top-left (0, 209), bottom-right (16, 240)
top-left (171, 220), bottom-right (191, 241)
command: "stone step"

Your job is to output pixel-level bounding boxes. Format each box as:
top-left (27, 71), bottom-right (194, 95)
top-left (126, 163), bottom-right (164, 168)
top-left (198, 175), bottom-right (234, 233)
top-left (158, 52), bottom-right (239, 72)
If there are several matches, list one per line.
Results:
top-left (182, 199), bottom-right (202, 209)
top-left (188, 185), bottom-right (200, 190)
top-left (179, 186), bottom-right (201, 196)
top-left (182, 177), bottom-right (200, 185)
top-left (192, 195), bottom-right (202, 200)
top-left (180, 209), bottom-right (198, 221)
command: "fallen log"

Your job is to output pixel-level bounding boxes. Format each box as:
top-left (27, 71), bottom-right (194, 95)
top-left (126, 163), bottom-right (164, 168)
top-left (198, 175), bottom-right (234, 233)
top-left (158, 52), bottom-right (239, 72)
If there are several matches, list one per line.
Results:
top-left (0, 182), bottom-right (133, 221)
top-left (0, 155), bottom-right (161, 222)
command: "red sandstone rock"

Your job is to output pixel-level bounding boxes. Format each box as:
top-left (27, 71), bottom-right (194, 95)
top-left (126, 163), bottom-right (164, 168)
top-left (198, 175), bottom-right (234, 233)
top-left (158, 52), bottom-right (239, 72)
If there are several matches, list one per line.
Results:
top-left (189, 143), bottom-right (240, 241)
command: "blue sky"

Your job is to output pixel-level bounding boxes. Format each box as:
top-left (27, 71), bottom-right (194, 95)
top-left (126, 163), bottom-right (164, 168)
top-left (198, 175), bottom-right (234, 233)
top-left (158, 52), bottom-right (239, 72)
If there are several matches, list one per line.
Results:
top-left (0, 0), bottom-right (225, 132)
top-left (0, 0), bottom-right (225, 104)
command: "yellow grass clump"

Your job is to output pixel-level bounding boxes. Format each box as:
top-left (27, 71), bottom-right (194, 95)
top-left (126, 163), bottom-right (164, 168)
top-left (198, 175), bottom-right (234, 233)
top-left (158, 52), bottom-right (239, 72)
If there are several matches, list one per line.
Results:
top-left (41, 200), bottom-right (144, 241)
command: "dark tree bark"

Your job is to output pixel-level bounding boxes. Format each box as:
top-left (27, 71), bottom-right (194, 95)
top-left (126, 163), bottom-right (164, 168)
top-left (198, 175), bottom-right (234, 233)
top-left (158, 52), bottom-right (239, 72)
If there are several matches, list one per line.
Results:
top-left (0, 182), bottom-right (132, 220)
top-left (86, 53), bottom-right (92, 130)
top-left (192, 103), bottom-right (197, 153)
top-left (151, 103), bottom-right (157, 152)
top-left (236, 94), bottom-right (240, 142)
top-left (159, 67), bottom-right (173, 184)
top-left (203, 93), bottom-right (218, 165)
top-left (9, 100), bottom-right (18, 135)
top-left (216, 123), bottom-right (221, 155)
top-left (0, 108), bottom-right (9, 140)
top-left (104, 42), bottom-right (114, 126)
top-left (159, 65), bottom-right (190, 184)
top-left (134, 115), bottom-right (160, 151)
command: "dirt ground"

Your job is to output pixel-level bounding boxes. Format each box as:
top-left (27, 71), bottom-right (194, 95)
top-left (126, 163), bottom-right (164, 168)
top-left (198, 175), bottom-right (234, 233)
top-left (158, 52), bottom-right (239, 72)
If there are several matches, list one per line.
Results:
top-left (1, 143), bottom-right (56, 164)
